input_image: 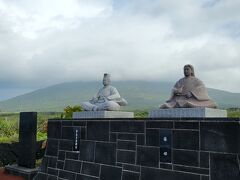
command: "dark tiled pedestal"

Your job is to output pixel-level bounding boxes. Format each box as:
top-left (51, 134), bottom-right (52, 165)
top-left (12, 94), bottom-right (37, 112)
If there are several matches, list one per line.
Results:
top-left (34, 118), bottom-right (240, 180)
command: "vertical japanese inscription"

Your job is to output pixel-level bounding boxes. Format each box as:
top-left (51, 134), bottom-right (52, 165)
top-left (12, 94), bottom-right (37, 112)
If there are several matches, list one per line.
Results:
top-left (73, 127), bottom-right (81, 151)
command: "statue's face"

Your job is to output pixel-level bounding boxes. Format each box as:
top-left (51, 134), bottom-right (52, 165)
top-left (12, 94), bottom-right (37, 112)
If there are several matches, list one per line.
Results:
top-left (184, 66), bottom-right (192, 77)
top-left (103, 77), bottom-right (110, 86)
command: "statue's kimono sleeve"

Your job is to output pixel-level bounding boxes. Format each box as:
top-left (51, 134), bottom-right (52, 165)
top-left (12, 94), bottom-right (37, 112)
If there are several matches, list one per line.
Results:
top-left (107, 87), bottom-right (121, 100)
top-left (190, 79), bottom-right (211, 101)
top-left (168, 79), bottom-right (183, 100)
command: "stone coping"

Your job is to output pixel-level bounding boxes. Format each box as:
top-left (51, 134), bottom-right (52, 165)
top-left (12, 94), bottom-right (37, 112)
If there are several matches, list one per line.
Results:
top-left (149, 108), bottom-right (227, 118)
top-left (72, 111), bottom-right (134, 119)
top-left (49, 117), bottom-right (240, 122)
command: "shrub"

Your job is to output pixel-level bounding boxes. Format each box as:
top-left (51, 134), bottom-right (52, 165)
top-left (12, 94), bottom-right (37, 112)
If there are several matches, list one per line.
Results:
top-left (0, 119), bottom-right (18, 138)
top-left (64, 105), bottom-right (83, 118)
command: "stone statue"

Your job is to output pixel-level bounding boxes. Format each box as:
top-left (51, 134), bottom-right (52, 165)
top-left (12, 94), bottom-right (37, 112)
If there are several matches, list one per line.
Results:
top-left (160, 64), bottom-right (217, 109)
top-left (81, 73), bottom-right (128, 111)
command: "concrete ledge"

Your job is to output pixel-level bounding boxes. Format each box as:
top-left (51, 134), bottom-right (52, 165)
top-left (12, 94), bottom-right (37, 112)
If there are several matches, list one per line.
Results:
top-left (73, 111), bottom-right (134, 118)
top-left (5, 164), bottom-right (39, 180)
top-left (149, 108), bottom-right (227, 118)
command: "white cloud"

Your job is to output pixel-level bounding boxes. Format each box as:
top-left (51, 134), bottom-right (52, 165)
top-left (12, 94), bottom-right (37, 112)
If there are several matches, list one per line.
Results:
top-left (0, 0), bottom-right (240, 93)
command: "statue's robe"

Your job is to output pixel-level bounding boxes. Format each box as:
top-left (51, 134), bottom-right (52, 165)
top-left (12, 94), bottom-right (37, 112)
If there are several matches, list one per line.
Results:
top-left (82, 85), bottom-right (127, 111)
top-left (160, 77), bottom-right (217, 108)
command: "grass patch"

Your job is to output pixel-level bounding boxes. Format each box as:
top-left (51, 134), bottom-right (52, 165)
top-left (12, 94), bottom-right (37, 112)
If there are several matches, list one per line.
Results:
top-left (0, 112), bottom-right (62, 143)
top-left (227, 108), bottom-right (240, 118)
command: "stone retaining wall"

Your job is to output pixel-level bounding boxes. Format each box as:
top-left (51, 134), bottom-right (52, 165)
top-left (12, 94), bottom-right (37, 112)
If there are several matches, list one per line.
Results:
top-left (34, 118), bottom-right (240, 180)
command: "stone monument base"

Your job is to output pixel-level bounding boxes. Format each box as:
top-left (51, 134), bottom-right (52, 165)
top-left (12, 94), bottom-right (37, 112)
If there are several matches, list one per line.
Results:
top-left (149, 107), bottom-right (227, 118)
top-left (73, 111), bottom-right (134, 119)
top-left (5, 164), bottom-right (39, 180)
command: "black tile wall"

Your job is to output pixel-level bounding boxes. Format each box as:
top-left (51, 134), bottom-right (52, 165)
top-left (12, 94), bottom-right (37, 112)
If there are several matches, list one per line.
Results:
top-left (175, 122), bottom-right (199, 130)
top-left (117, 150), bottom-right (135, 164)
top-left (110, 133), bottom-right (117, 142)
top-left (141, 167), bottom-right (200, 180)
top-left (122, 171), bottom-right (139, 180)
top-left (58, 151), bottom-right (65, 161)
top-left (173, 165), bottom-right (209, 175)
top-left (64, 159), bottom-right (81, 173)
top-left (137, 146), bottom-right (159, 168)
top-left (76, 174), bottom-right (98, 180)
top-left (118, 133), bottom-right (136, 140)
top-left (173, 130), bottom-right (199, 150)
top-left (62, 121), bottom-right (72, 126)
top-left (46, 140), bottom-right (58, 156)
top-left (95, 142), bottom-right (116, 165)
top-left (59, 170), bottom-right (76, 180)
top-left (48, 175), bottom-right (58, 180)
top-left (147, 121), bottom-right (173, 129)
top-left (160, 163), bottom-right (172, 170)
top-left (137, 134), bottom-right (145, 145)
top-left (79, 140), bottom-right (95, 162)
top-left (73, 121), bottom-right (86, 126)
top-left (201, 176), bottom-right (209, 180)
top-left (48, 121), bottom-right (62, 139)
top-left (34, 119), bottom-right (240, 180)
top-left (59, 140), bottom-right (73, 151)
top-left (47, 168), bottom-right (58, 176)
top-left (210, 153), bottom-right (240, 180)
top-left (65, 151), bottom-right (79, 160)
top-left (81, 162), bottom-right (100, 177)
top-left (117, 140), bottom-right (136, 150)
top-left (200, 152), bottom-right (209, 168)
top-left (100, 165), bottom-right (122, 180)
top-left (48, 157), bottom-right (57, 168)
top-left (123, 164), bottom-right (140, 172)
top-left (62, 127), bottom-right (74, 140)
top-left (87, 121), bottom-right (109, 141)
top-left (110, 121), bottom-right (144, 133)
top-left (57, 160), bottom-right (64, 169)
top-left (200, 122), bottom-right (240, 153)
top-left (146, 129), bottom-right (159, 146)
top-left (173, 150), bottom-right (199, 166)
top-left (81, 127), bottom-right (86, 140)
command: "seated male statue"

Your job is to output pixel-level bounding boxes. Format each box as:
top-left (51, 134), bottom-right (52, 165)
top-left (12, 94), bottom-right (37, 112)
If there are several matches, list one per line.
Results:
top-left (160, 64), bottom-right (217, 109)
top-left (81, 73), bottom-right (127, 111)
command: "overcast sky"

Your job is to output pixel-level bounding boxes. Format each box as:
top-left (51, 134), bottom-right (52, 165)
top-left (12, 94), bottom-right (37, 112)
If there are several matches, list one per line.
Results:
top-left (0, 0), bottom-right (240, 100)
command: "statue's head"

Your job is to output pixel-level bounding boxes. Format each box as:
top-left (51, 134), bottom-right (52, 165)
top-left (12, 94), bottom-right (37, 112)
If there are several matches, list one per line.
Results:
top-left (184, 64), bottom-right (195, 77)
top-left (103, 73), bottom-right (111, 86)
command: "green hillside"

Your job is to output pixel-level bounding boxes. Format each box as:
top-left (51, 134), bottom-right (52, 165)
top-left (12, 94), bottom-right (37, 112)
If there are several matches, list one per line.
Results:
top-left (0, 81), bottom-right (239, 112)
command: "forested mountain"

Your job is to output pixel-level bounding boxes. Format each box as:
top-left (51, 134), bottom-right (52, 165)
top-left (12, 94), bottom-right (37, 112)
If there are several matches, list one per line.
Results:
top-left (0, 81), bottom-right (239, 112)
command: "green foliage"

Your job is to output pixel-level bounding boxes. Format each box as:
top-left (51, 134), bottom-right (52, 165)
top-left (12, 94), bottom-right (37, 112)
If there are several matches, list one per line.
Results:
top-left (227, 108), bottom-right (240, 117)
top-left (0, 134), bottom-right (18, 143)
top-left (134, 111), bottom-right (148, 118)
top-left (37, 132), bottom-right (47, 141)
top-left (0, 118), bottom-right (18, 138)
top-left (64, 105), bottom-right (83, 119)
top-left (0, 112), bottom-right (61, 143)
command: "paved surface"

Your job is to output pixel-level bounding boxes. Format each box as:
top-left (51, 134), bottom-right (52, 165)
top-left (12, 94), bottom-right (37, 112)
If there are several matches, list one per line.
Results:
top-left (0, 168), bottom-right (24, 180)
